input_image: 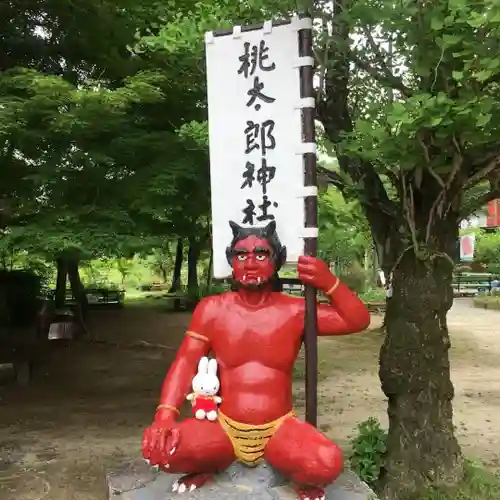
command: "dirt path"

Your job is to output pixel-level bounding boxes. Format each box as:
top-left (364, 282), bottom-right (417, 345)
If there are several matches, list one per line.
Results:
top-left (315, 298), bottom-right (500, 469)
top-left (0, 299), bottom-right (498, 500)
top-left (447, 299), bottom-right (500, 469)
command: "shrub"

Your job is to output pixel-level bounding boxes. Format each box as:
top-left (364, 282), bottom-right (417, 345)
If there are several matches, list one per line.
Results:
top-left (349, 417), bottom-right (387, 487)
top-left (473, 296), bottom-right (500, 310)
top-left (338, 263), bottom-right (368, 294)
top-left (199, 283), bottom-right (229, 298)
top-left (360, 287), bottom-right (386, 302)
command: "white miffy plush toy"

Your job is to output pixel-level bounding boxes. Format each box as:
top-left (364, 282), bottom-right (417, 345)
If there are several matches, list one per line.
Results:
top-left (186, 357), bottom-right (222, 421)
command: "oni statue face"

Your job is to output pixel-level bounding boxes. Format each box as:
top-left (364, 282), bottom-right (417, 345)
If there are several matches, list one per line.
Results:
top-left (231, 235), bottom-right (275, 287)
top-left (225, 220), bottom-right (287, 289)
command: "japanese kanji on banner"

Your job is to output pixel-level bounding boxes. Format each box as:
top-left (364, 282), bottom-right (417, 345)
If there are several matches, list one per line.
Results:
top-left (205, 20), bottom-right (306, 278)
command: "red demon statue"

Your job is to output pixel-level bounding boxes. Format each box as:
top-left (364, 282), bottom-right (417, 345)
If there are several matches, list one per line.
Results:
top-left (142, 221), bottom-right (370, 500)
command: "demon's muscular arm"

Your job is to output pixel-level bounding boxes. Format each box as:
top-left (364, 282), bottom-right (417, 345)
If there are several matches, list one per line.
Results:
top-left (297, 255), bottom-right (370, 335)
top-left (142, 297), bottom-right (215, 464)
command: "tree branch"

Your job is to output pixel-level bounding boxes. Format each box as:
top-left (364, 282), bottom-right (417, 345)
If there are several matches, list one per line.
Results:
top-left (316, 0), bottom-right (398, 253)
top-left (317, 166), bottom-right (345, 190)
top-left (464, 154), bottom-right (500, 189)
top-left (464, 144), bottom-right (500, 173)
top-left (459, 189), bottom-right (500, 220)
top-left (314, 14), bottom-right (331, 104)
top-left (351, 53), bottom-right (413, 98)
top-left (361, 27), bottom-right (412, 98)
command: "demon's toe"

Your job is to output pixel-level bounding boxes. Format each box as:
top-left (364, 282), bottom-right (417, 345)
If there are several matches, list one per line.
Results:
top-left (295, 486), bottom-right (327, 500)
top-left (174, 473), bottom-right (212, 494)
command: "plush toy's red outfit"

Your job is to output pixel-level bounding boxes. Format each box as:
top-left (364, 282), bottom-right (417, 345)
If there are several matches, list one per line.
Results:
top-left (190, 394), bottom-right (218, 415)
top-left (142, 225), bottom-right (370, 500)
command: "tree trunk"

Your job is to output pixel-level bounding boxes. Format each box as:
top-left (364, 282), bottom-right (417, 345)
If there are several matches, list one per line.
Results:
top-left (371, 242), bottom-right (380, 286)
top-left (378, 221), bottom-right (463, 498)
top-left (54, 258), bottom-right (68, 309)
top-left (187, 237), bottom-right (200, 299)
top-left (116, 259), bottom-right (129, 286)
top-left (169, 239), bottom-right (183, 293)
top-left (205, 250), bottom-right (213, 292)
top-left (158, 263), bottom-right (168, 283)
top-left (67, 259), bottom-right (88, 320)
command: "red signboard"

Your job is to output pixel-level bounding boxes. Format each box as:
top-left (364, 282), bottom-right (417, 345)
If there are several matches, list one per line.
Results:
top-left (486, 199), bottom-right (500, 227)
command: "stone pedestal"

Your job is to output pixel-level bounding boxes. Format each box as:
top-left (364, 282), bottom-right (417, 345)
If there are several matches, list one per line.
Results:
top-left (107, 460), bottom-right (377, 500)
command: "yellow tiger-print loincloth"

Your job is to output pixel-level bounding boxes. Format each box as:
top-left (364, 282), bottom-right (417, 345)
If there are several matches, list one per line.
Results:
top-left (218, 410), bottom-right (295, 467)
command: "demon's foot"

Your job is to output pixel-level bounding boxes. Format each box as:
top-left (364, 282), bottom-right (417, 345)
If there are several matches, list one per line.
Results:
top-left (295, 485), bottom-right (326, 500)
top-left (172, 473), bottom-right (213, 494)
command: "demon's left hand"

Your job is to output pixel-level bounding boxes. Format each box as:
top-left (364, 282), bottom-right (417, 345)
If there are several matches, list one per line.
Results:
top-left (297, 255), bottom-right (337, 292)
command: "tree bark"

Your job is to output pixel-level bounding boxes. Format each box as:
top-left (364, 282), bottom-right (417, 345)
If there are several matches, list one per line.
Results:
top-left (169, 238), bottom-right (183, 293)
top-left (315, 4), bottom-right (464, 493)
top-left (158, 263), bottom-right (168, 283)
top-left (187, 237), bottom-right (200, 299)
top-left (67, 259), bottom-right (88, 319)
top-left (378, 216), bottom-right (463, 498)
top-left (54, 258), bottom-right (68, 309)
top-left (205, 250), bottom-right (213, 292)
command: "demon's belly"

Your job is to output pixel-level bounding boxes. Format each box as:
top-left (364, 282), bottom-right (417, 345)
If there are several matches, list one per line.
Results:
top-left (219, 362), bottom-right (293, 424)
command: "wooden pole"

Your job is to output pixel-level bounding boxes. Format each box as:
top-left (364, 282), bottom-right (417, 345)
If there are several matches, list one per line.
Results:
top-left (299, 17), bottom-right (319, 427)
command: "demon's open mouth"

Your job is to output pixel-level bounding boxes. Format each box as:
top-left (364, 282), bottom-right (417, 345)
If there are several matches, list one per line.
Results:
top-left (238, 274), bottom-right (270, 287)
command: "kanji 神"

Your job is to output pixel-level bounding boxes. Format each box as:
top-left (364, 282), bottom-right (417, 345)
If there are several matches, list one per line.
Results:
top-left (240, 162), bottom-right (255, 189)
top-left (240, 159), bottom-right (275, 193)
top-left (256, 158), bottom-right (276, 194)
top-left (237, 40), bottom-right (276, 79)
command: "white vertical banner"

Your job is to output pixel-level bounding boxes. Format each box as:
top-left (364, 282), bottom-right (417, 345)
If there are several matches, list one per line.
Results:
top-left (205, 19), bottom-right (307, 278)
top-left (460, 234), bottom-right (475, 261)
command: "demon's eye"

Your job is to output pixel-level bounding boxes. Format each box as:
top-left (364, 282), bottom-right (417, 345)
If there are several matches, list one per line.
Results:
top-left (237, 254), bottom-right (247, 261)
top-left (256, 254), bottom-right (267, 261)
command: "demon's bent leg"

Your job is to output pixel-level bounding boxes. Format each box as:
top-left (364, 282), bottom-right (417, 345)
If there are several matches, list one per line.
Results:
top-left (159, 418), bottom-right (234, 492)
top-left (264, 417), bottom-right (343, 500)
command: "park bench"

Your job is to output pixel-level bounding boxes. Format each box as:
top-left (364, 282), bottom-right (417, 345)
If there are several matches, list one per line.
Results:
top-left (452, 272), bottom-right (498, 297)
top-left (46, 287), bottom-right (125, 307)
top-left (137, 282), bottom-right (169, 292)
top-left (85, 287), bottom-right (125, 307)
top-left (162, 292), bottom-right (190, 311)
top-left (281, 277), bottom-right (304, 296)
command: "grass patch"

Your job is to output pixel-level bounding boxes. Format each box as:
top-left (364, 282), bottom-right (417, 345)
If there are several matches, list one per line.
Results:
top-left (414, 461), bottom-right (500, 500)
top-left (292, 330), bottom-right (382, 382)
top-left (360, 287), bottom-right (386, 302)
top-left (125, 290), bottom-right (170, 307)
top-left (473, 295), bottom-right (500, 311)
top-left (124, 290), bottom-right (187, 310)
top-left (293, 342), bottom-right (343, 382)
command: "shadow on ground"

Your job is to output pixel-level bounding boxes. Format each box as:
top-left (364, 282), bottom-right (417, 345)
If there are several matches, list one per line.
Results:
top-left (0, 300), bottom-right (499, 499)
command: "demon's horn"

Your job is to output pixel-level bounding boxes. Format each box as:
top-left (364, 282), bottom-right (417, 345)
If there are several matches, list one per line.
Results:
top-left (228, 220), bottom-right (242, 238)
top-left (263, 220), bottom-right (276, 237)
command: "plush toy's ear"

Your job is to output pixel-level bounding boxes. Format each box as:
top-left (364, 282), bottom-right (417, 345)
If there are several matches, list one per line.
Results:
top-left (207, 358), bottom-right (218, 376)
top-left (197, 356), bottom-right (209, 375)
